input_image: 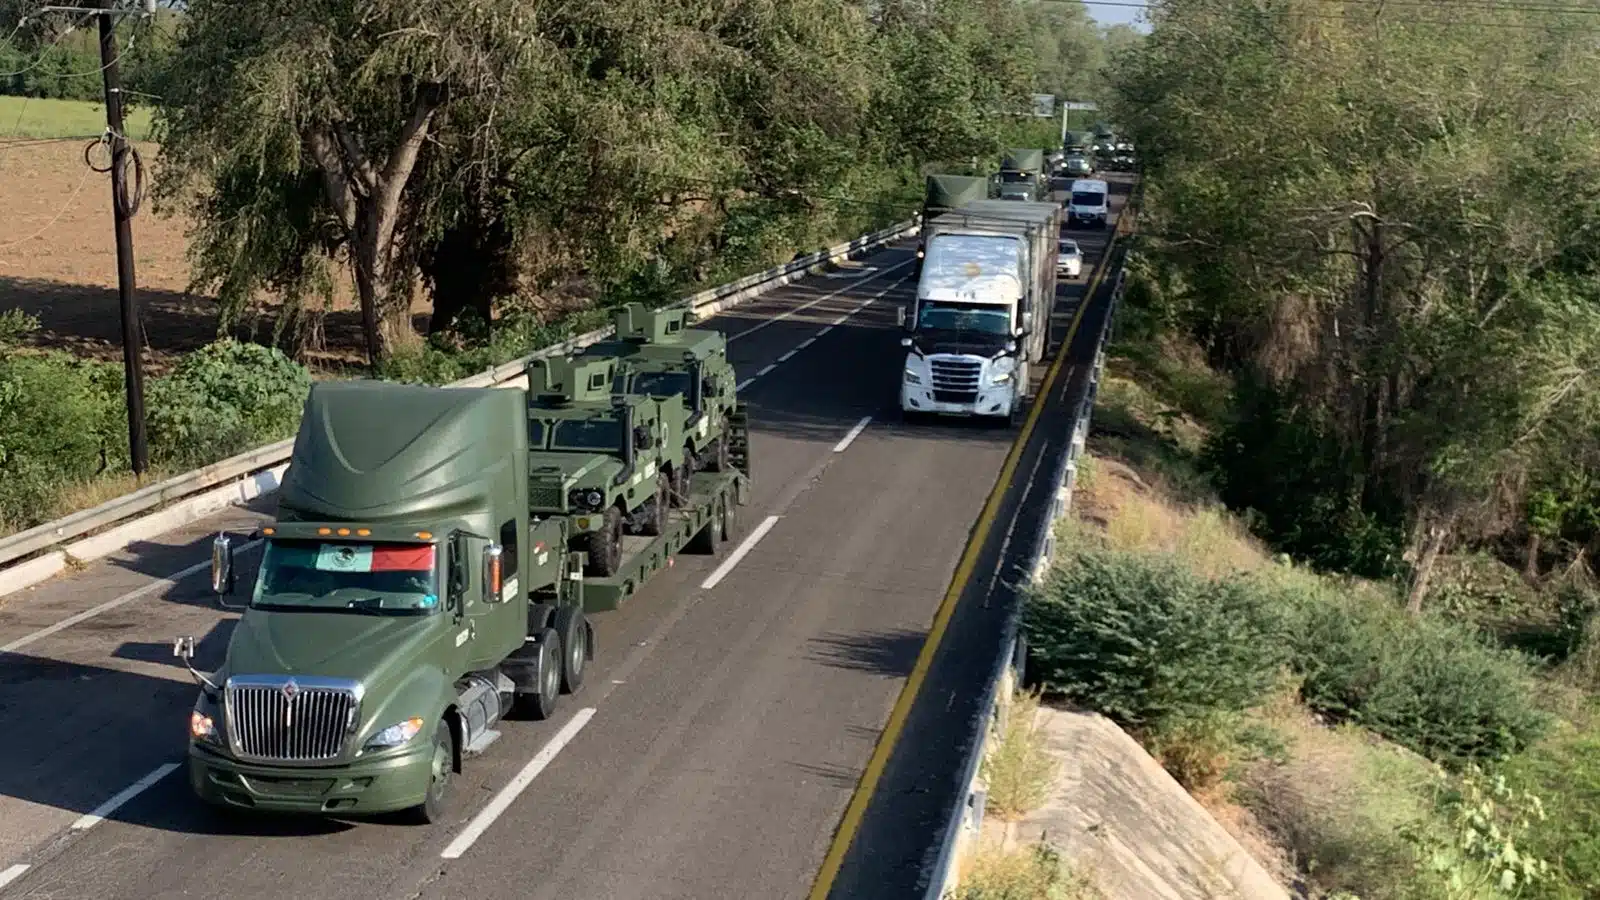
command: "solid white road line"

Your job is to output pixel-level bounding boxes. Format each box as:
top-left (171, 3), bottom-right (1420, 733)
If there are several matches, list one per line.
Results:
top-left (0, 864), bottom-right (29, 891)
top-left (699, 515), bottom-right (781, 591)
top-left (70, 763), bottom-right (181, 831)
top-left (832, 417), bottom-right (873, 454)
top-left (728, 258), bottom-right (913, 342)
top-left (1, 540), bottom-right (263, 654)
top-left (441, 707), bottom-right (598, 860)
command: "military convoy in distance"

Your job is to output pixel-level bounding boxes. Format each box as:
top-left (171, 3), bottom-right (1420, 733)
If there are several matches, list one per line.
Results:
top-left (178, 304), bottom-right (749, 825)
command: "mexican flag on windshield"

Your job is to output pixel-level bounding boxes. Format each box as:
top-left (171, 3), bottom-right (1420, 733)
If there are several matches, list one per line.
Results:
top-left (303, 543), bottom-right (435, 573)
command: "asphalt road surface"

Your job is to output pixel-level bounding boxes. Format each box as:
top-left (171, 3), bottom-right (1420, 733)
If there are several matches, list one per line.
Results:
top-left (0, 174), bottom-right (1134, 900)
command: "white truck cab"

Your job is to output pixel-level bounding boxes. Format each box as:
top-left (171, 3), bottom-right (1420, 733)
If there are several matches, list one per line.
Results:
top-left (1066, 178), bottom-right (1110, 229)
top-left (897, 232), bottom-right (1032, 425)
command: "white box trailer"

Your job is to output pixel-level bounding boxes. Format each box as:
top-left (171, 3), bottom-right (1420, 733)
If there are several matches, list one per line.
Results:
top-left (897, 200), bottom-right (1062, 426)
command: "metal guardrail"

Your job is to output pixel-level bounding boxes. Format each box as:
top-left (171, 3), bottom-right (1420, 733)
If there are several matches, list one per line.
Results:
top-left (920, 189), bottom-right (1141, 899)
top-left (0, 217), bottom-right (917, 576)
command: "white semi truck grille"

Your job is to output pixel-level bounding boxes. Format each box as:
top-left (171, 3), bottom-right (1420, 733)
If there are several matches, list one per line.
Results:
top-left (227, 677), bottom-right (359, 763)
top-left (930, 358), bottom-right (982, 404)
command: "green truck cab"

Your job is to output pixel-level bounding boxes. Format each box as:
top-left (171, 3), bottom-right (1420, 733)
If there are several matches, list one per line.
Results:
top-left (176, 381), bottom-right (592, 824)
top-left (578, 303), bottom-right (739, 482)
top-left (524, 354), bottom-right (688, 577)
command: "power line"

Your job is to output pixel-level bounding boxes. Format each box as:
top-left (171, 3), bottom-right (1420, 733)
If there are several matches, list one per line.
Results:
top-left (0, 9), bottom-right (97, 78)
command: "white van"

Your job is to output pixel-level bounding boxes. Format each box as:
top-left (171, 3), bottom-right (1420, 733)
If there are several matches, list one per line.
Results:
top-left (1066, 178), bottom-right (1110, 229)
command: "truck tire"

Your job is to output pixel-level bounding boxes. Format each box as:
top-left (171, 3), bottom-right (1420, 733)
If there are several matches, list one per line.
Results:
top-left (583, 506), bottom-right (623, 576)
top-left (517, 627), bottom-right (562, 721)
top-left (638, 478), bottom-right (667, 537)
top-left (408, 719), bottom-right (455, 825)
top-left (553, 606), bottom-right (588, 694)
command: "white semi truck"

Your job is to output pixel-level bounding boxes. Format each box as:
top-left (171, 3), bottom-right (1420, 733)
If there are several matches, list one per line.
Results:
top-left (897, 199), bottom-right (1063, 426)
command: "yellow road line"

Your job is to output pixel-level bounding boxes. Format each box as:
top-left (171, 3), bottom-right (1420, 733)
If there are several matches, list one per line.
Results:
top-left (805, 202), bottom-right (1135, 900)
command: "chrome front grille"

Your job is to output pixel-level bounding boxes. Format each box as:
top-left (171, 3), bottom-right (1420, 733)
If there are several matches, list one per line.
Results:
top-left (930, 357), bottom-right (982, 404)
top-left (226, 677), bottom-right (359, 763)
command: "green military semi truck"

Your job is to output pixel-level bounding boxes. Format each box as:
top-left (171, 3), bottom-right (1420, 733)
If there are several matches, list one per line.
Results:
top-left (176, 363), bottom-right (750, 824)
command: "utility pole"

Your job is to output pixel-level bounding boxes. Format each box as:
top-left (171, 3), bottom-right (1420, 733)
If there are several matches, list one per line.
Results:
top-left (97, 0), bottom-right (148, 475)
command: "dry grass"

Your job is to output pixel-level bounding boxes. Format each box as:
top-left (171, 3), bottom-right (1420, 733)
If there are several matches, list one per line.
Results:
top-left (981, 689), bottom-right (1059, 823)
top-left (951, 842), bottom-right (1104, 900)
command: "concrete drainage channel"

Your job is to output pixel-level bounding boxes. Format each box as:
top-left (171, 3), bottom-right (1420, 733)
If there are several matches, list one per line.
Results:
top-left (0, 218), bottom-right (917, 600)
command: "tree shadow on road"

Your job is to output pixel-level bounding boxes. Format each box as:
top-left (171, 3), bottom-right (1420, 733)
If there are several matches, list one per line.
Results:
top-left (805, 627), bottom-right (926, 679)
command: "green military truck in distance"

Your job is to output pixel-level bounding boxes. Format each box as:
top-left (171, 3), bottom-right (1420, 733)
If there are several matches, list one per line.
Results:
top-left (578, 303), bottom-right (741, 490)
top-left (179, 375), bottom-right (749, 824)
top-left (524, 354), bottom-right (688, 577)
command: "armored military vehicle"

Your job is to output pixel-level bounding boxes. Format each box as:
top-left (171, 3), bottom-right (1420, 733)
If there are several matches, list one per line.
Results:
top-left (578, 303), bottom-right (740, 494)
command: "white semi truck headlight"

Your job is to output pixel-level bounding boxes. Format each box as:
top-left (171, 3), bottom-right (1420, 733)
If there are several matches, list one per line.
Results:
top-left (988, 356), bottom-right (1017, 385)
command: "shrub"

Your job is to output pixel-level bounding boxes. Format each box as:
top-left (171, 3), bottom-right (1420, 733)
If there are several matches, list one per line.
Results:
top-left (1023, 548), bottom-right (1286, 732)
top-left (146, 339), bottom-right (311, 468)
top-left (950, 842), bottom-right (1101, 900)
top-left (1278, 581), bottom-right (1548, 763)
top-left (981, 690), bottom-right (1058, 821)
top-left (0, 315), bottom-right (127, 530)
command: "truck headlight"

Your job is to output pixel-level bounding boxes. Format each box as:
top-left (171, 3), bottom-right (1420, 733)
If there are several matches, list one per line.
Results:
top-left (988, 357), bottom-right (1017, 386)
top-left (903, 369), bottom-right (923, 385)
top-left (568, 488), bottom-right (604, 510)
top-left (364, 716), bottom-right (425, 750)
top-left (189, 709), bottom-right (218, 742)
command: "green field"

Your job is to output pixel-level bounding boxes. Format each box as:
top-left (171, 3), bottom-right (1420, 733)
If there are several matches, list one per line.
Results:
top-left (0, 95), bottom-right (155, 142)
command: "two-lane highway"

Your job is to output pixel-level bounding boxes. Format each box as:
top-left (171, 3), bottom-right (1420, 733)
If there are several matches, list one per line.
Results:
top-left (0, 179), bottom-right (1132, 900)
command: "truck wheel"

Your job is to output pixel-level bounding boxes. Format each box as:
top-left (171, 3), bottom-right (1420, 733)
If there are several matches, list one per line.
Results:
top-left (408, 719), bottom-right (455, 825)
top-left (553, 607), bottom-right (588, 694)
top-left (583, 507), bottom-right (623, 576)
top-left (638, 478), bottom-right (667, 537)
top-left (518, 627), bottom-right (562, 720)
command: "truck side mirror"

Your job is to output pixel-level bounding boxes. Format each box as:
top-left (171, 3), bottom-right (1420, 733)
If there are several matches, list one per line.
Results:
top-left (482, 543), bottom-right (504, 604)
top-left (210, 533), bottom-right (234, 595)
top-left (900, 337), bottom-right (913, 349)
top-left (173, 635), bottom-right (195, 661)
top-left (1022, 310), bottom-right (1034, 332)
top-left (895, 306), bottom-right (906, 328)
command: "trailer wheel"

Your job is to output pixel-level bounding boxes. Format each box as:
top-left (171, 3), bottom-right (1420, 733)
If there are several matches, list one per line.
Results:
top-left (407, 719), bottom-right (455, 825)
top-left (553, 607), bottom-right (588, 694)
top-left (687, 494), bottom-right (726, 554)
top-left (583, 506), bottom-right (623, 576)
top-left (517, 627), bottom-right (562, 721)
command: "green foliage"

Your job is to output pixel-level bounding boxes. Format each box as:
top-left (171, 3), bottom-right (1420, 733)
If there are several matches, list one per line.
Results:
top-left (0, 316), bottom-right (127, 529)
top-left (981, 689), bottom-right (1057, 822)
top-left (1023, 547), bottom-right (1286, 731)
top-left (145, 340), bottom-right (311, 468)
top-left (1279, 579), bottom-right (1549, 763)
top-left (948, 841), bottom-right (1101, 900)
top-left (1503, 723), bottom-right (1600, 899)
top-left (1401, 764), bottom-right (1553, 898)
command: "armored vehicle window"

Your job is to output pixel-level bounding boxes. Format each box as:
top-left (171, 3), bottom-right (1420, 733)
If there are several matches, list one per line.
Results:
top-left (251, 538), bottom-right (440, 615)
top-left (528, 419), bottom-right (548, 448)
top-left (551, 418), bottom-right (623, 451)
top-left (499, 519), bottom-right (519, 577)
top-left (630, 371), bottom-right (690, 398)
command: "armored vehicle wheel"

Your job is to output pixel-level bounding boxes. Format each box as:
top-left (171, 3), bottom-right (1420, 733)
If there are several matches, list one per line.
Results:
top-left (668, 462), bottom-right (691, 508)
top-left (583, 506), bottom-right (623, 576)
top-left (407, 719), bottom-right (455, 825)
top-left (707, 432), bottom-right (731, 473)
top-left (517, 627), bottom-right (563, 720)
top-left (554, 607), bottom-right (588, 693)
top-left (638, 478), bottom-right (667, 537)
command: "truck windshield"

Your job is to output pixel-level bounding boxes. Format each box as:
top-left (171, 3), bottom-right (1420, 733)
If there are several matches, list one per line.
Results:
top-left (998, 171), bottom-right (1031, 184)
top-left (528, 418), bottom-right (548, 448)
top-left (252, 539), bottom-right (440, 615)
top-left (626, 370), bottom-right (690, 398)
top-left (1071, 191), bottom-right (1105, 207)
top-left (551, 418), bottom-right (623, 452)
top-left (917, 301), bottom-right (1012, 336)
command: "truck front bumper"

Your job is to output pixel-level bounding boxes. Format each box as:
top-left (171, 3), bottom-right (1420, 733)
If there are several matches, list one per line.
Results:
top-left (901, 383), bottom-right (1016, 419)
top-left (188, 741), bottom-right (434, 815)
